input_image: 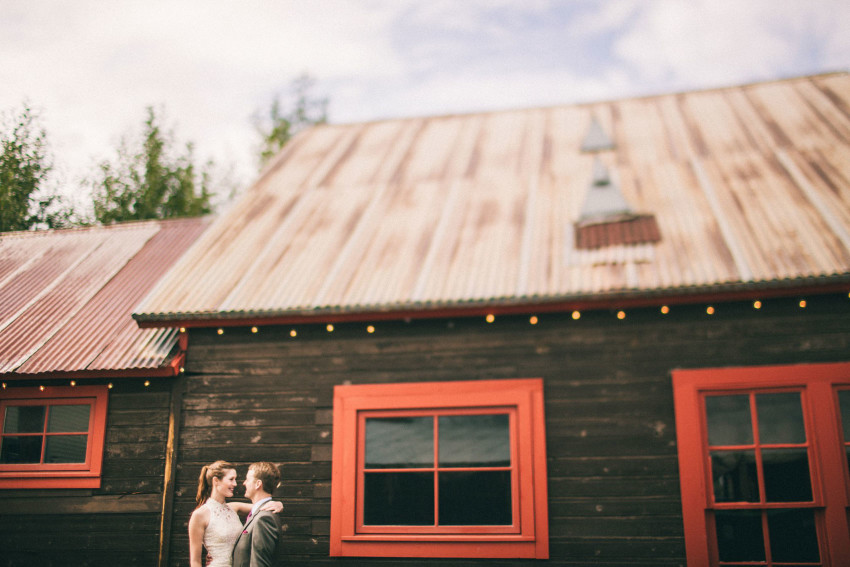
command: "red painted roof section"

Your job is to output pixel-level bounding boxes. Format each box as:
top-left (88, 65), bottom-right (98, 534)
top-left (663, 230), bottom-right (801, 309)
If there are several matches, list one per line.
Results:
top-left (575, 215), bottom-right (662, 249)
top-left (0, 217), bottom-right (209, 377)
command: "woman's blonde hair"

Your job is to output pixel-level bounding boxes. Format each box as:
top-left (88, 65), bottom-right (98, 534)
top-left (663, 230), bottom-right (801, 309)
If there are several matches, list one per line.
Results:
top-left (195, 460), bottom-right (235, 509)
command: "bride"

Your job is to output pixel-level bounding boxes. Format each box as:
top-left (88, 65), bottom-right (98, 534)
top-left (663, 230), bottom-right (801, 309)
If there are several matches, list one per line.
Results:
top-left (188, 460), bottom-right (283, 567)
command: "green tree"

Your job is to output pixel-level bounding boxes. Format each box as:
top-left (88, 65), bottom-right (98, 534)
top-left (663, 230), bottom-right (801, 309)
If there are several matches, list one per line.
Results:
top-left (255, 74), bottom-right (328, 168)
top-left (89, 106), bottom-right (215, 224)
top-left (0, 104), bottom-right (76, 231)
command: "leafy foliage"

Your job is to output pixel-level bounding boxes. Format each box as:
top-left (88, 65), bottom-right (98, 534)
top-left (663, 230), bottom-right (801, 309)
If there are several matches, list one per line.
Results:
top-left (255, 74), bottom-right (328, 168)
top-left (89, 106), bottom-right (215, 224)
top-left (0, 104), bottom-right (76, 231)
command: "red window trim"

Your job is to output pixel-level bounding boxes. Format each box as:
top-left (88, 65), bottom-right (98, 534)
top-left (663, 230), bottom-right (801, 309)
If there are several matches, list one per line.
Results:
top-left (673, 362), bottom-right (850, 566)
top-left (330, 378), bottom-right (549, 559)
top-left (0, 385), bottom-right (109, 489)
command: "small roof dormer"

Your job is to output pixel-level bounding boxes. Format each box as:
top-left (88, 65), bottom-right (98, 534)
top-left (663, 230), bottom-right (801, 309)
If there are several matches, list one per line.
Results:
top-left (574, 118), bottom-right (661, 251)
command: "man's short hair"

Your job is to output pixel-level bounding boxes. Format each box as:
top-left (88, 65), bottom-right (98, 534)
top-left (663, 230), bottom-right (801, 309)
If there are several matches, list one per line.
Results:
top-left (250, 461), bottom-right (281, 495)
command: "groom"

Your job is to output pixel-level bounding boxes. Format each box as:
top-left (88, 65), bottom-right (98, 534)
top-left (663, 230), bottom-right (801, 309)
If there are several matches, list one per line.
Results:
top-left (232, 461), bottom-right (282, 567)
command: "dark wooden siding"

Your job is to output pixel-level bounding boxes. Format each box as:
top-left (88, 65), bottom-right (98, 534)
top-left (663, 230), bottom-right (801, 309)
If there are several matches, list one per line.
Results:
top-left (169, 293), bottom-right (850, 566)
top-left (0, 383), bottom-right (171, 567)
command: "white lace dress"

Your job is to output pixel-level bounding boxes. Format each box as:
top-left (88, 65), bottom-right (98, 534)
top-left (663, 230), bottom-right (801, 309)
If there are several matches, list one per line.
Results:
top-left (203, 499), bottom-right (243, 567)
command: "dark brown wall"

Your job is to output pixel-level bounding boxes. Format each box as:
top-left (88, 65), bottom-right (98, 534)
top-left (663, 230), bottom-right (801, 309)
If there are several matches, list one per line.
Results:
top-left (169, 293), bottom-right (850, 566)
top-left (0, 382), bottom-right (172, 567)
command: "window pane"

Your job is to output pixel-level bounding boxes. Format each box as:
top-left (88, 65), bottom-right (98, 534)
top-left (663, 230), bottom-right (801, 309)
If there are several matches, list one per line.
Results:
top-left (3, 406), bottom-right (46, 433)
top-left (756, 392), bottom-right (806, 444)
top-left (44, 435), bottom-right (88, 463)
top-left (0, 436), bottom-right (43, 463)
top-left (715, 510), bottom-right (765, 562)
top-left (365, 417), bottom-right (433, 469)
top-left (767, 509), bottom-right (820, 563)
top-left (439, 470), bottom-right (512, 525)
top-left (706, 395), bottom-right (752, 446)
top-left (47, 405), bottom-right (90, 433)
top-left (763, 449), bottom-right (812, 502)
top-left (439, 414), bottom-right (510, 467)
top-left (839, 390), bottom-right (850, 441)
top-left (363, 472), bottom-right (434, 525)
top-left (711, 450), bottom-right (758, 502)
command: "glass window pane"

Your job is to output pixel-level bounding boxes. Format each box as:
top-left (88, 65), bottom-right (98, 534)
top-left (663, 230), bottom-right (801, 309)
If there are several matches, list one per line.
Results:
top-left (846, 447), bottom-right (850, 478)
top-left (711, 450), bottom-right (759, 502)
top-left (763, 449), bottom-right (812, 502)
top-left (439, 470), bottom-right (512, 525)
top-left (767, 509), bottom-right (820, 563)
top-left (0, 436), bottom-right (43, 463)
top-left (47, 405), bottom-right (90, 433)
top-left (839, 390), bottom-right (850, 441)
top-left (756, 392), bottom-right (806, 444)
top-left (3, 406), bottom-right (46, 433)
top-left (44, 435), bottom-right (88, 463)
top-left (439, 414), bottom-right (510, 467)
top-left (706, 395), bottom-right (753, 446)
top-left (365, 417), bottom-right (433, 469)
top-left (363, 472), bottom-right (434, 525)
top-left (715, 510), bottom-right (765, 562)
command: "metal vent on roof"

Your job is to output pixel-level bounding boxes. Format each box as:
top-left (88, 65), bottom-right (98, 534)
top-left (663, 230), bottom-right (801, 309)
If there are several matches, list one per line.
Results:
top-left (579, 157), bottom-right (633, 221)
top-left (574, 157), bottom-right (661, 250)
top-left (581, 116), bottom-right (615, 152)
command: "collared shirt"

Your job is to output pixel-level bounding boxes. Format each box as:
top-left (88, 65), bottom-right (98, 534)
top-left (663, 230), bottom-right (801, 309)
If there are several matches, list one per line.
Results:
top-left (249, 496), bottom-right (272, 520)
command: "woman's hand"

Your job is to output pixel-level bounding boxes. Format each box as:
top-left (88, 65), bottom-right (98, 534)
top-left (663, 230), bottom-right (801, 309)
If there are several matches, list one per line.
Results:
top-left (261, 500), bottom-right (284, 514)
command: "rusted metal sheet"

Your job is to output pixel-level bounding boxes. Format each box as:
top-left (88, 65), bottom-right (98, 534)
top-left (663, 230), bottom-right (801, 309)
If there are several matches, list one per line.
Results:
top-left (134, 74), bottom-right (850, 324)
top-left (0, 218), bottom-right (209, 376)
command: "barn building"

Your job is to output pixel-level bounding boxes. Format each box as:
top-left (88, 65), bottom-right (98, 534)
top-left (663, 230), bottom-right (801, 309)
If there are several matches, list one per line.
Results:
top-left (0, 218), bottom-right (209, 566)
top-left (2, 73), bottom-right (850, 566)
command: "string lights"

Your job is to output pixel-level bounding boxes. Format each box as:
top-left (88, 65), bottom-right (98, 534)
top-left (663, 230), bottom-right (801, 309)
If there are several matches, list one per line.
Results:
top-left (200, 292), bottom-right (848, 340)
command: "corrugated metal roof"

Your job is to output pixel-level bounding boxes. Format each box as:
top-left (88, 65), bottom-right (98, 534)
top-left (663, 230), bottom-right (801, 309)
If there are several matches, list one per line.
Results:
top-left (134, 74), bottom-right (850, 325)
top-left (0, 217), bottom-right (209, 376)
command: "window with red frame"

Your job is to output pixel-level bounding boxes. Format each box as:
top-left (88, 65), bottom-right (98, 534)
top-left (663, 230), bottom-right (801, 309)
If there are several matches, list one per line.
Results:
top-left (673, 362), bottom-right (850, 567)
top-left (330, 378), bottom-right (548, 559)
top-left (0, 385), bottom-right (109, 489)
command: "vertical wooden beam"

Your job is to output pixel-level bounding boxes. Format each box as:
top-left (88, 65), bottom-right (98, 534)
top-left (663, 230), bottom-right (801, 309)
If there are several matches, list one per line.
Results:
top-left (158, 373), bottom-right (186, 567)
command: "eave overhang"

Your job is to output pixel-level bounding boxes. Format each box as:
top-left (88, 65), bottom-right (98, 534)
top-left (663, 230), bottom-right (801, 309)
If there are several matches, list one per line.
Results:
top-left (0, 351), bottom-right (185, 383)
top-left (133, 274), bottom-right (850, 329)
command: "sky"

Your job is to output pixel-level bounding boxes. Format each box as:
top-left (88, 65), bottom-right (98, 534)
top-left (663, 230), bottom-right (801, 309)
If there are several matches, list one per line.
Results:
top-left (2, 0), bottom-right (849, 208)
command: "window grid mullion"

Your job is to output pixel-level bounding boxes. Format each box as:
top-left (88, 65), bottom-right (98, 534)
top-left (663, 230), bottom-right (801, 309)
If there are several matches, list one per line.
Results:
top-left (433, 415), bottom-right (439, 528)
top-left (760, 511), bottom-right (773, 566)
top-left (39, 404), bottom-right (50, 465)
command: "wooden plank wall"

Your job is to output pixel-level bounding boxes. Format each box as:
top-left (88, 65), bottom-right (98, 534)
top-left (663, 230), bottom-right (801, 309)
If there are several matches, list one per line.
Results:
top-left (0, 383), bottom-right (171, 567)
top-left (169, 293), bottom-right (850, 566)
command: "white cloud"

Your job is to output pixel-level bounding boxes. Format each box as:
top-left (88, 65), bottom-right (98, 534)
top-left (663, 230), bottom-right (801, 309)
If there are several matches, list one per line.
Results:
top-left (1, 0), bottom-right (847, 205)
top-left (613, 0), bottom-right (850, 88)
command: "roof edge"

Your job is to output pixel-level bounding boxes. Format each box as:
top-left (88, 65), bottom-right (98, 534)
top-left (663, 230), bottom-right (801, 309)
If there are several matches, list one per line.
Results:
top-left (133, 275), bottom-right (850, 329)
top-left (0, 353), bottom-right (185, 382)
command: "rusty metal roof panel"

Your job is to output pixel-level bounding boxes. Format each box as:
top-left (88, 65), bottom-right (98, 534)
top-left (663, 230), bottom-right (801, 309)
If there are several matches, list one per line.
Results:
top-left (134, 74), bottom-right (850, 324)
top-left (0, 217), bottom-right (209, 376)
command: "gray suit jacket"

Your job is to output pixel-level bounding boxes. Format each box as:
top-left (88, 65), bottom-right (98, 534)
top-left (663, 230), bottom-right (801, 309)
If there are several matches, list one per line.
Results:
top-left (231, 509), bottom-right (281, 567)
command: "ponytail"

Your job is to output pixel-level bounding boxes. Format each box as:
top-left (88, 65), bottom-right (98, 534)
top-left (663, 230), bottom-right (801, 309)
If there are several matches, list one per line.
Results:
top-left (195, 460), bottom-right (235, 509)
